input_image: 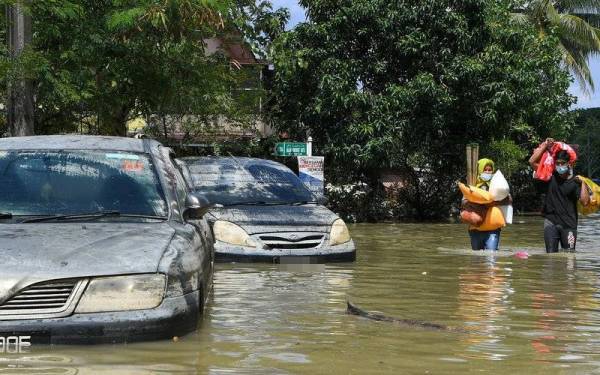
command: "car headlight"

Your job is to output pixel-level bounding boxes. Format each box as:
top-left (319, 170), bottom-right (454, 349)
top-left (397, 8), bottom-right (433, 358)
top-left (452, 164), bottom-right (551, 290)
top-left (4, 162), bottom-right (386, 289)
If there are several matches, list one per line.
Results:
top-left (213, 220), bottom-right (257, 247)
top-left (76, 274), bottom-right (166, 313)
top-left (330, 219), bottom-right (351, 246)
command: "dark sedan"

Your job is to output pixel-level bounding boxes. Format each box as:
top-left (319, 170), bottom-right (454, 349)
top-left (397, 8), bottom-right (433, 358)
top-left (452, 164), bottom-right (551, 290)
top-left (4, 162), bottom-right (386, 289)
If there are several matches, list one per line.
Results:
top-left (0, 135), bottom-right (214, 344)
top-left (178, 157), bottom-right (356, 262)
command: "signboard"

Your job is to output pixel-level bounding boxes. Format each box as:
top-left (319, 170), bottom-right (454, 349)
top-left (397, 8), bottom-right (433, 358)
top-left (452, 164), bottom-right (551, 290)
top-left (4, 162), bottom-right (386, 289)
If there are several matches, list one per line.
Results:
top-left (275, 142), bottom-right (307, 156)
top-left (298, 156), bottom-right (324, 197)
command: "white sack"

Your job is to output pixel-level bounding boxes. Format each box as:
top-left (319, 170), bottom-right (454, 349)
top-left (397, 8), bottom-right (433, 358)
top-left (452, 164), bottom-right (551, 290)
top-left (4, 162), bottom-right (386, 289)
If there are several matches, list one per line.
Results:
top-left (490, 169), bottom-right (510, 201)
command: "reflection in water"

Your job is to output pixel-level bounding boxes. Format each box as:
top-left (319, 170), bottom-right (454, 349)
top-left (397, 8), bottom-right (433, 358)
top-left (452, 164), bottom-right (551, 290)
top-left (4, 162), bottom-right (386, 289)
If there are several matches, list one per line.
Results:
top-left (2, 218), bottom-right (600, 373)
top-left (203, 264), bottom-right (354, 372)
top-left (456, 256), bottom-right (513, 361)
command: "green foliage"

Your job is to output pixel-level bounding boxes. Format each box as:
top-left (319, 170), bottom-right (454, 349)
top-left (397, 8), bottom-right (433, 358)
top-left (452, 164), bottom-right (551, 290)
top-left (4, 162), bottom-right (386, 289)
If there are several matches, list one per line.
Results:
top-left (0, 0), bottom-right (284, 136)
top-left (483, 138), bottom-right (536, 213)
top-left (570, 107), bottom-right (600, 177)
top-left (0, 6), bottom-right (6, 135)
top-left (484, 139), bottom-right (528, 179)
top-left (106, 6), bottom-right (147, 30)
top-left (107, 0), bottom-right (230, 37)
top-left (172, 135), bottom-right (279, 159)
top-left (511, 0), bottom-right (600, 92)
top-left (325, 182), bottom-right (391, 223)
top-left (270, 0), bottom-right (575, 219)
top-left (230, 0), bottom-right (290, 59)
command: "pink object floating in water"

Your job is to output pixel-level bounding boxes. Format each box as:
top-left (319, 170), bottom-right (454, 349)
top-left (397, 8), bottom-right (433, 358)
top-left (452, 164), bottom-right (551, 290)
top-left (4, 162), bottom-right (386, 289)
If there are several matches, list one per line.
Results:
top-left (515, 251), bottom-right (529, 259)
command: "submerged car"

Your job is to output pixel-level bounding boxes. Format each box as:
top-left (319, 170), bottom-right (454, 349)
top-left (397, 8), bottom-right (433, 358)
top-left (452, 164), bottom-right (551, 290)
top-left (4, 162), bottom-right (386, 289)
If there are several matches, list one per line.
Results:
top-left (178, 157), bottom-right (356, 262)
top-left (0, 135), bottom-right (214, 344)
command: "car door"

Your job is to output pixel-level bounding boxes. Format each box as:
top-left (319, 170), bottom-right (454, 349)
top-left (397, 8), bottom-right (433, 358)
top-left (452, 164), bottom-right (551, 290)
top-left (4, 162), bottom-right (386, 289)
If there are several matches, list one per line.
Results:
top-left (168, 153), bottom-right (214, 303)
top-left (174, 159), bottom-right (215, 247)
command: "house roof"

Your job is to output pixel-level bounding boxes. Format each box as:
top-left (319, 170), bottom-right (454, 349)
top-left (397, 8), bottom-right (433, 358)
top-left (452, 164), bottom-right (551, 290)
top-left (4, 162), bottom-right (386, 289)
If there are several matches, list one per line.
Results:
top-left (205, 35), bottom-right (267, 66)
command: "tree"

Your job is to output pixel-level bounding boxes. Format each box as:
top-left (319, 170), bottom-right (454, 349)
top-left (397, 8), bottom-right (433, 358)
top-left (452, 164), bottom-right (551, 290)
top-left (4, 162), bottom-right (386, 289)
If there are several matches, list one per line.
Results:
top-left (270, 0), bottom-right (575, 219)
top-left (6, 1), bottom-right (34, 136)
top-left (30, 0), bottom-right (236, 136)
top-left (1, 0), bottom-right (287, 136)
top-left (231, 0), bottom-right (290, 60)
top-left (571, 107), bottom-right (600, 177)
top-left (512, 0), bottom-right (600, 93)
top-left (0, 6), bottom-right (6, 135)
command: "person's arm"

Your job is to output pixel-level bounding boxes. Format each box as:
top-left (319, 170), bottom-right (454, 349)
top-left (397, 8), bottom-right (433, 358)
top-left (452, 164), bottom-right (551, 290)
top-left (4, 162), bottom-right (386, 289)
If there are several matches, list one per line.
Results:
top-left (499, 194), bottom-right (513, 206)
top-left (489, 195), bottom-right (512, 207)
top-left (529, 138), bottom-right (553, 169)
top-left (579, 179), bottom-right (591, 206)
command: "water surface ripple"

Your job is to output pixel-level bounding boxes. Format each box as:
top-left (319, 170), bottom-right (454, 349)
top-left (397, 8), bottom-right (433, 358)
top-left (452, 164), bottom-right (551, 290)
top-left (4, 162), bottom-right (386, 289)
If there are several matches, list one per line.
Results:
top-left (2, 216), bottom-right (600, 374)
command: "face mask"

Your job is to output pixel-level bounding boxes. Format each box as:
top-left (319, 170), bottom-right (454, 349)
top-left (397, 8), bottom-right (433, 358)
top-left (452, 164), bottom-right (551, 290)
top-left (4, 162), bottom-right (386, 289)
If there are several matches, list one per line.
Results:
top-left (480, 173), bottom-right (493, 182)
top-left (556, 165), bottom-right (569, 175)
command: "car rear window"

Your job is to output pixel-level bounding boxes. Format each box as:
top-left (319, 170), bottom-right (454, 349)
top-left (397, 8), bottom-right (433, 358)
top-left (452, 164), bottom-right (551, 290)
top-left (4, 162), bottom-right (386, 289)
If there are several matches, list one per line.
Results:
top-left (186, 159), bottom-right (314, 205)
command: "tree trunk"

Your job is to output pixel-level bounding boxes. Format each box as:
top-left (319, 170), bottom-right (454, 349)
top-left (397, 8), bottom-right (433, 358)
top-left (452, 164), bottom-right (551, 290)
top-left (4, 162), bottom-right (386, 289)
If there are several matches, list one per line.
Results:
top-left (99, 105), bottom-right (129, 136)
top-left (162, 114), bottom-right (168, 140)
top-left (6, 3), bottom-right (34, 136)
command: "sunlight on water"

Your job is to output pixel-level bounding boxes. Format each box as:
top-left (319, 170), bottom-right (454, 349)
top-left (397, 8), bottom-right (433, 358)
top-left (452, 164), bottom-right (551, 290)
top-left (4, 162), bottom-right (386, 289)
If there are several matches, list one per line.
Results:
top-left (2, 215), bottom-right (600, 374)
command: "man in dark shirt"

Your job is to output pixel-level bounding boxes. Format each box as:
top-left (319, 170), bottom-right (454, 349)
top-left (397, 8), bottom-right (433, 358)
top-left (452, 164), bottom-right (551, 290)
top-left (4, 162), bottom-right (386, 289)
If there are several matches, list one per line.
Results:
top-left (529, 139), bottom-right (590, 253)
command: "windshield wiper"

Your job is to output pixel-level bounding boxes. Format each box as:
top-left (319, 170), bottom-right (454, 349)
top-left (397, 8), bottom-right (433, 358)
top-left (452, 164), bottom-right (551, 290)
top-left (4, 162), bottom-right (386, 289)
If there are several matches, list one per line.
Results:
top-left (290, 201), bottom-right (318, 206)
top-left (22, 211), bottom-right (168, 223)
top-left (22, 210), bottom-right (122, 223)
top-left (225, 201), bottom-right (290, 206)
top-left (0, 212), bottom-right (12, 219)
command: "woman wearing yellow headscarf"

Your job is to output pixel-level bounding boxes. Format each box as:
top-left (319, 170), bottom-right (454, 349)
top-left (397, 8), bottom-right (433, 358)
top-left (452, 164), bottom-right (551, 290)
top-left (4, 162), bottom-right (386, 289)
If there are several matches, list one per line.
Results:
top-left (476, 158), bottom-right (495, 191)
top-left (468, 158), bottom-right (509, 250)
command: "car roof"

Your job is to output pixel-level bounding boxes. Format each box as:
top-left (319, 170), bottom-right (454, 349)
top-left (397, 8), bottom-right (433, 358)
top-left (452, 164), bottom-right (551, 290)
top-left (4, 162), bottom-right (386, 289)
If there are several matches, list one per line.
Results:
top-left (0, 135), bottom-right (161, 153)
top-left (180, 156), bottom-right (288, 169)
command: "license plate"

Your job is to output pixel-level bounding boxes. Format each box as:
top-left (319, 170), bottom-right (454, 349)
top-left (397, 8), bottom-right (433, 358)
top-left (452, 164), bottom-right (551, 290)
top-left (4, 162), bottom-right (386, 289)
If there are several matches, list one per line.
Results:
top-left (0, 332), bottom-right (50, 353)
top-left (278, 256), bottom-right (313, 264)
top-left (277, 257), bottom-right (326, 270)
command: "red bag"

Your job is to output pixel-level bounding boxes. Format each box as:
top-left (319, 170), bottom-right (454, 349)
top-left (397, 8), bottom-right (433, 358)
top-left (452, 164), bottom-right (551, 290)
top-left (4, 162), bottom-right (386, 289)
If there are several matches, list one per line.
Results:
top-left (536, 152), bottom-right (555, 181)
top-left (535, 142), bottom-right (577, 182)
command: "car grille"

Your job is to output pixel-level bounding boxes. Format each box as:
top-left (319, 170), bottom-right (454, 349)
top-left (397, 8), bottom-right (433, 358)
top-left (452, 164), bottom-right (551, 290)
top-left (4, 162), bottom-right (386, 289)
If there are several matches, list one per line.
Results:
top-left (0, 279), bottom-right (88, 320)
top-left (259, 234), bottom-right (324, 249)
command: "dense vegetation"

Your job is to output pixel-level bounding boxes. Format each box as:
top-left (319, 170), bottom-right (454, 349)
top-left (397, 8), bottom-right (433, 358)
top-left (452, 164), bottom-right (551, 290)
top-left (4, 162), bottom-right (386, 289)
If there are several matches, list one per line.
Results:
top-left (511, 0), bottom-right (600, 93)
top-left (270, 0), bottom-right (575, 220)
top-left (2, 0), bottom-right (594, 221)
top-left (0, 0), bottom-right (288, 136)
top-left (571, 107), bottom-right (600, 178)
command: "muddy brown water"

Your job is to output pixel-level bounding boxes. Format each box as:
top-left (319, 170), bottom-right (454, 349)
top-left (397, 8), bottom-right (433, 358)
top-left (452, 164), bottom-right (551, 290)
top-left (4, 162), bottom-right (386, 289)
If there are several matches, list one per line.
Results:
top-left (2, 216), bottom-right (600, 374)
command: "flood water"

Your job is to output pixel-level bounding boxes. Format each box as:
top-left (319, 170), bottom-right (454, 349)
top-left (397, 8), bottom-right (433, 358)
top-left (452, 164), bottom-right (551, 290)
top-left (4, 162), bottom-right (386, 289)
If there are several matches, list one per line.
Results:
top-left (3, 216), bottom-right (600, 374)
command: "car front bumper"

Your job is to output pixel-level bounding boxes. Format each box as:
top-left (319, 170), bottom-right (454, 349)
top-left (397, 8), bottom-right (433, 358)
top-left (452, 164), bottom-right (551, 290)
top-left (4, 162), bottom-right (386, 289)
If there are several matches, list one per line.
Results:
top-left (0, 290), bottom-right (201, 345)
top-left (214, 240), bottom-right (356, 263)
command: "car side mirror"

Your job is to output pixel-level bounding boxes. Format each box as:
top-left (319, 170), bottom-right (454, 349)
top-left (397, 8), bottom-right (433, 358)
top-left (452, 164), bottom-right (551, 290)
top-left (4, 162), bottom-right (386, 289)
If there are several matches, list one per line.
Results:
top-left (183, 193), bottom-right (212, 220)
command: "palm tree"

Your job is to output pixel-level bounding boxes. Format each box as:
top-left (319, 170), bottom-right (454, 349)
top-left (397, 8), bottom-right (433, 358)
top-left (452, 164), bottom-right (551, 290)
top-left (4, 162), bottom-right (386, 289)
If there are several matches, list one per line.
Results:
top-left (512, 0), bottom-right (600, 93)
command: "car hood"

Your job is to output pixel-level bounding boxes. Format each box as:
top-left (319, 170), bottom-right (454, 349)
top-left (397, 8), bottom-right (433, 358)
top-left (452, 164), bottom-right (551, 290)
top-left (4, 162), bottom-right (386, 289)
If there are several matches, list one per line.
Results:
top-left (0, 222), bottom-right (174, 303)
top-left (208, 204), bottom-right (339, 233)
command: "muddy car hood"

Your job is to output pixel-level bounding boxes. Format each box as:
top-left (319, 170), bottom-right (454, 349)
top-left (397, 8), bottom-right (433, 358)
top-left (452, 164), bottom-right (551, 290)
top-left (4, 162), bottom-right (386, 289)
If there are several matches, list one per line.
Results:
top-left (0, 222), bottom-right (174, 302)
top-left (208, 204), bottom-right (339, 232)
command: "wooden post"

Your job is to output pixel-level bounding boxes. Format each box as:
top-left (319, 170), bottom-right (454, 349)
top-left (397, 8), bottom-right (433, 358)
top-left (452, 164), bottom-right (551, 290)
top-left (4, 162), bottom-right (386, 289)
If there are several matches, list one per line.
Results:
top-left (466, 145), bottom-right (473, 185)
top-left (6, 2), bottom-right (34, 136)
top-left (472, 143), bottom-right (479, 185)
top-left (466, 143), bottom-right (479, 185)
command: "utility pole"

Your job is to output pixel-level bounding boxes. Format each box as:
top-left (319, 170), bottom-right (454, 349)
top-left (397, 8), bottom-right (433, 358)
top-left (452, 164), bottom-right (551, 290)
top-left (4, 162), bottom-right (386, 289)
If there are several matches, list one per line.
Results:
top-left (6, 2), bottom-right (34, 136)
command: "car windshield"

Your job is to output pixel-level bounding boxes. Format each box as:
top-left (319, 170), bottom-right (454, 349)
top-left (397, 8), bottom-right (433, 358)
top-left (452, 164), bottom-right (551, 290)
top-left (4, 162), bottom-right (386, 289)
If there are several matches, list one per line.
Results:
top-left (186, 158), bottom-right (315, 205)
top-left (0, 150), bottom-right (168, 217)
